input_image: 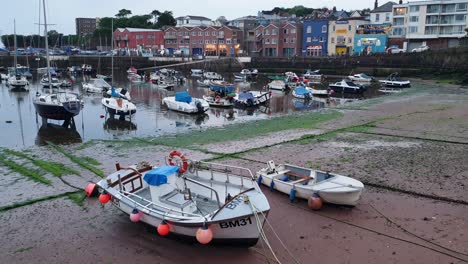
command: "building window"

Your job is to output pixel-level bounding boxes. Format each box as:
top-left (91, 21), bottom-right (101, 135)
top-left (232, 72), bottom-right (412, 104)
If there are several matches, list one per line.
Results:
top-left (348, 37), bottom-right (352, 43)
top-left (322, 25), bottom-right (327, 33)
top-left (410, 16), bottom-right (419, 22)
top-left (331, 37), bottom-right (335, 43)
top-left (185, 39), bottom-right (190, 44)
top-left (409, 26), bottom-right (418, 33)
top-left (376, 14), bottom-right (380, 22)
top-left (291, 38), bottom-right (295, 43)
top-left (212, 40), bottom-right (217, 44)
top-left (205, 31), bottom-right (209, 36)
top-left (265, 29), bottom-right (270, 35)
top-left (333, 25), bottom-right (335, 31)
top-left (410, 6), bottom-right (420, 12)
top-left (306, 37), bottom-right (312, 42)
top-left (233, 39), bottom-right (237, 44)
top-left (265, 38), bottom-right (270, 44)
top-left (219, 40), bottom-right (224, 44)
top-left (319, 37), bottom-right (324, 42)
top-left (284, 29), bottom-right (289, 34)
top-left (313, 36), bottom-right (318, 41)
top-left (198, 32), bottom-right (203, 36)
top-left (291, 28), bottom-right (296, 34)
top-left (205, 40), bottom-right (210, 44)
top-left (226, 39), bottom-right (231, 44)
top-left (284, 38), bottom-right (288, 43)
top-left (455, 14), bottom-right (466, 22)
top-left (272, 29), bottom-right (277, 35)
top-left (192, 32), bottom-right (196, 36)
top-left (186, 19), bottom-right (189, 24)
top-left (178, 32), bottom-right (182, 36)
top-left (306, 26), bottom-right (312, 33)
top-left (212, 31), bottom-right (216, 36)
top-left (180, 40), bottom-right (183, 44)
top-left (272, 38), bottom-right (277, 44)
top-left (256, 30), bottom-right (260, 35)
top-left (348, 25), bottom-right (351, 31)
top-left (385, 13), bottom-right (390, 22)
top-left (185, 32), bottom-right (189, 36)
top-left (199, 40), bottom-right (203, 44)
top-left (233, 31), bottom-right (237, 36)
top-left (457, 3), bottom-right (467, 11)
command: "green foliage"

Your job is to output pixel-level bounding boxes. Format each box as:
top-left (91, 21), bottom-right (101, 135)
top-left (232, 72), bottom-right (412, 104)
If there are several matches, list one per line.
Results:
top-left (0, 155), bottom-right (51, 185)
top-left (262, 5), bottom-right (328, 17)
top-left (116, 9), bottom-right (132, 18)
top-left (156, 11), bottom-right (176, 28)
top-left (67, 192), bottom-right (87, 207)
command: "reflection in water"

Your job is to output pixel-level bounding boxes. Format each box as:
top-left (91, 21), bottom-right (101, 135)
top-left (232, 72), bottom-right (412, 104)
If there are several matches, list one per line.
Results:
top-left (35, 123), bottom-right (82, 146)
top-left (163, 110), bottom-right (209, 127)
top-left (208, 108), bottom-right (235, 121)
top-left (103, 118), bottom-right (138, 131)
top-left (291, 98), bottom-right (326, 110)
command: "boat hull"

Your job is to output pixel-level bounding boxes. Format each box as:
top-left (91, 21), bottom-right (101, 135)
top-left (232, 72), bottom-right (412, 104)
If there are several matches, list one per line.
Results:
top-left (33, 101), bottom-right (81, 120)
top-left (379, 80), bottom-right (411, 88)
top-left (329, 85), bottom-right (364, 94)
top-left (111, 197), bottom-right (266, 247)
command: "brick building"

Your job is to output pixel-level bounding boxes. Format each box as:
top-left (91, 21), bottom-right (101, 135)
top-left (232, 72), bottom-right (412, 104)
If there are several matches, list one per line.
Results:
top-left (113, 28), bottom-right (164, 50)
top-left (253, 22), bottom-right (303, 57)
top-left (163, 26), bottom-right (243, 56)
top-left (75, 18), bottom-right (97, 36)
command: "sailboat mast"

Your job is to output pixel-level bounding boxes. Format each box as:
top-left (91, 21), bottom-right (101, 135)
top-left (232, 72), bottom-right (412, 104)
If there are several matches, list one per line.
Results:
top-left (111, 18), bottom-right (114, 87)
top-left (14, 19), bottom-right (17, 74)
top-left (38, 0), bottom-right (41, 49)
top-left (42, 0), bottom-right (52, 90)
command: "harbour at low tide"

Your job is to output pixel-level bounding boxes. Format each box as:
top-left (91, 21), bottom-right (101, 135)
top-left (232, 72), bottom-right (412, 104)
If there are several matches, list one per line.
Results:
top-left (0, 71), bottom-right (383, 148)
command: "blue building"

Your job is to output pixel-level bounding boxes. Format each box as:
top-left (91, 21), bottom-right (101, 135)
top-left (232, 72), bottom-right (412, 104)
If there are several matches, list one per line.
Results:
top-left (302, 20), bottom-right (328, 57)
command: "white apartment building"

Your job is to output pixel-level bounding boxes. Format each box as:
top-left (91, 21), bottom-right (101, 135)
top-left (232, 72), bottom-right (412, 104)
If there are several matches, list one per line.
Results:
top-left (391, 0), bottom-right (468, 49)
top-left (175, 16), bottom-right (212, 27)
top-left (370, 1), bottom-right (397, 24)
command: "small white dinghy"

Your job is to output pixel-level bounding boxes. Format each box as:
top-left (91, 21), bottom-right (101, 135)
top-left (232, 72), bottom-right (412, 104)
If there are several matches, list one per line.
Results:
top-left (89, 151), bottom-right (270, 246)
top-left (163, 91), bottom-right (210, 114)
top-left (256, 161), bottom-right (364, 207)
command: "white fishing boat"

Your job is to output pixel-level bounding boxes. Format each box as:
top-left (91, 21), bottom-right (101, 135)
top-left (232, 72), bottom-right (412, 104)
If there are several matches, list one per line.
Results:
top-left (191, 69), bottom-right (203, 76)
top-left (1, 73), bottom-right (8, 81)
top-left (329, 79), bottom-right (365, 94)
top-left (60, 80), bottom-right (73, 87)
top-left (303, 69), bottom-right (324, 84)
top-left (203, 82), bottom-right (237, 107)
top-left (256, 161), bottom-right (364, 206)
top-left (83, 78), bottom-right (112, 93)
top-left (91, 152), bottom-right (270, 246)
top-left (106, 87), bottom-right (131, 101)
top-left (163, 91), bottom-right (210, 114)
top-left (40, 75), bottom-right (61, 88)
top-left (309, 87), bottom-right (330, 96)
top-left (102, 96), bottom-right (137, 119)
top-left (233, 91), bottom-right (271, 107)
top-left (347, 73), bottom-right (375, 83)
top-left (379, 73), bottom-right (411, 88)
top-left (82, 64), bottom-right (93, 73)
top-left (196, 79), bottom-right (211, 87)
top-left (203, 72), bottom-right (223, 80)
top-left (266, 80), bottom-right (287, 91)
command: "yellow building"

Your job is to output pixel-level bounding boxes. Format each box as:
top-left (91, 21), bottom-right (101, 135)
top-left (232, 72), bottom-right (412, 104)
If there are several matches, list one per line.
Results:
top-left (328, 19), bottom-right (369, 55)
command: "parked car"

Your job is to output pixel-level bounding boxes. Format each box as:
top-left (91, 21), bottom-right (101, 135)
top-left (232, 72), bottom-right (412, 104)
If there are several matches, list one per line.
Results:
top-left (412, 45), bottom-right (430, 52)
top-left (386, 45), bottom-right (406, 54)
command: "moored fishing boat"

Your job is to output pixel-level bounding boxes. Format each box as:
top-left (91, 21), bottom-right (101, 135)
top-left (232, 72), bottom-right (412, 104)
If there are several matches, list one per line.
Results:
top-left (329, 79), bottom-right (365, 94)
top-left (162, 91), bottom-right (210, 114)
top-left (379, 72), bottom-right (411, 88)
top-left (233, 90), bottom-right (271, 107)
top-left (89, 151), bottom-right (270, 246)
top-left (203, 82), bottom-right (236, 107)
top-left (256, 161), bottom-right (364, 207)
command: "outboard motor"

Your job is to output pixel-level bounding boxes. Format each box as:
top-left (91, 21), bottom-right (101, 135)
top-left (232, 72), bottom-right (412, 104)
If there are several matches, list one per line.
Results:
top-left (196, 100), bottom-right (204, 113)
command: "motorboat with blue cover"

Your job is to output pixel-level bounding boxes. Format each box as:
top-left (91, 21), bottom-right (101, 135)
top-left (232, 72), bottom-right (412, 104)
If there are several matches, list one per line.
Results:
top-left (163, 91), bottom-right (210, 114)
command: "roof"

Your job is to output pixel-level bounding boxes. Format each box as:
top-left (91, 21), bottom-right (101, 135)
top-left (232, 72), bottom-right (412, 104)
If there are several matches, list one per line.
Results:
top-left (371, 1), bottom-right (397, 13)
top-left (176, 15), bottom-right (211, 21)
top-left (333, 10), bottom-right (349, 18)
top-left (115, 28), bottom-right (161, 33)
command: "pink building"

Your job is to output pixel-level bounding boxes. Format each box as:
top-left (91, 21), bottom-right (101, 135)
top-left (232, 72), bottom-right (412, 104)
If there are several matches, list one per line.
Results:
top-left (163, 26), bottom-right (243, 56)
top-left (254, 22), bottom-right (303, 57)
top-left (113, 28), bottom-right (164, 50)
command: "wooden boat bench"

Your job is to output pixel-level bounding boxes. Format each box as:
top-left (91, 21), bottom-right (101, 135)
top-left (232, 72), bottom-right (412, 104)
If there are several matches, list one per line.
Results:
top-left (284, 170), bottom-right (311, 184)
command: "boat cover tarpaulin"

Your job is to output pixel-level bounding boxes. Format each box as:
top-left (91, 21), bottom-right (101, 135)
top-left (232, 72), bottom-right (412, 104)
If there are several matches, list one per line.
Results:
top-left (238, 92), bottom-right (254, 100)
top-left (294, 87), bottom-right (309, 95)
top-left (144, 165), bottom-right (179, 186)
top-left (210, 85), bottom-right (235, 93)
top-left (175, 91), bottom-right (192, 103)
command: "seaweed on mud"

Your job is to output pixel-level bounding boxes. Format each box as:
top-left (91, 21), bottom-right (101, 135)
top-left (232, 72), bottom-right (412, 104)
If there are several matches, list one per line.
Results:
top-left (46, 142), bottom-right (104, 178)
top-left (67, 192), bottom-right (87, 207)
top-left (0, 155), bottom-right (51, 185)
top-left (3, 149), bottom-right (80, 177)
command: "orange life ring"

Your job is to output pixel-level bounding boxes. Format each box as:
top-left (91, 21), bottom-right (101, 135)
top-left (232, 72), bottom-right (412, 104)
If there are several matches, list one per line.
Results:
top-left (168, 150), bottom-right (189, 174)
top-left (215, 96), bottom-right (221, 103)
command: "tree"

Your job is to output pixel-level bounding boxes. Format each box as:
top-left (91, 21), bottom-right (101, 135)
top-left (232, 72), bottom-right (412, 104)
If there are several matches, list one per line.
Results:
top-left (151, 10), bottom-right (161, 24)
top-left (116, 9), bottom-right (132, 18)
top-left (156, 11), bottom-right (176, 28)
top-left (216, 16), bottom-right (228, 25)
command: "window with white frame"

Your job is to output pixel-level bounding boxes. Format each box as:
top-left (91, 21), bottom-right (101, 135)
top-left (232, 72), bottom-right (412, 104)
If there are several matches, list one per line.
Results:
top-left (265, 29), bottom-right (270, 35)
top-left (409, 26), bottom-right (418, 33)
top-left (307, 26), bottom-right (312, 33)
top-left (226, 39), bottom-right (231, 44)
top-left (322, 25), bottom-right (327, 33)
top-left (205, 31), bottom-right (209, 36)
top-left (272, 38), bottom-right (277, 44)
top-left (284, 38), bottom-right (288, 43)
top-left (331, 37), bottom-right (335, 43)
top-left (376, 14), bottom-right (380, 22)
top-left (192, 32), bottom-right (196, 36)
top-left (457, 3), bottom-right (467, 11)
top-left (212, 31), bottom-right (216, 36)
top-left (198, 32), bottom-right (203, 36)
top-left (291, 28), bottom-right (296, 34)
top-left (410, 16), bottom-right (419, 22)
top-left (319, 37), bottom-right (324, 42)
top-left (306, 37), bottom-right (312, 42)
top-left (266, 38), bottom-right (270, 44)
top-left (219, 40), bottom-right (224, 44)
top-left (272, 29), bottom-right (277, 35)
top-left (291, 38), bottom-right (295, 43)
top-left (385, 13), bottom-right (390, 22)
top-left (410, 6), bottom-right (420, 12)
top-left (199, 40), bottom-right (203, 44)
top-left (212, 40), bottom-right (217, 44)
top-left (205, 40), bottom-right (210, 44)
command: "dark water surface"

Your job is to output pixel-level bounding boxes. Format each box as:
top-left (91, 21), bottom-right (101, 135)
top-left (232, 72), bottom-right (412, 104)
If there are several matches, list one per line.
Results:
top-left (0, 72), bottom-right (383, 149)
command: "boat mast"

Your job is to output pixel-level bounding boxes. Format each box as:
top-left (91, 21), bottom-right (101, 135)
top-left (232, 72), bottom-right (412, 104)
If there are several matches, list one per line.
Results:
top-left (14, 19), bottom-right (17, 74)
top-left (111, 18), bottom-right (114, 87)
top-left (42, 0), bottom-right (52, 92)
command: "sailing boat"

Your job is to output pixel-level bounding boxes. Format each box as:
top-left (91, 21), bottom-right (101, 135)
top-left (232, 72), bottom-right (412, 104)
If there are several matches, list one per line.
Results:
top-left (7, 20), bottom-right (29, 91)
top-left (33, 0), bottom-right (81, 127)
top-left (101, 19), bottom-right (136, 120)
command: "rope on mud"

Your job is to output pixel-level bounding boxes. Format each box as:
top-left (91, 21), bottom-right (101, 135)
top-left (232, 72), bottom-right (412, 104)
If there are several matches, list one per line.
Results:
top-left (249, 202), bottom-right (281, 264)
top-left (280, 200), bottom-right (468, 263)
top-left (369, 203), bottom-right (468, 258)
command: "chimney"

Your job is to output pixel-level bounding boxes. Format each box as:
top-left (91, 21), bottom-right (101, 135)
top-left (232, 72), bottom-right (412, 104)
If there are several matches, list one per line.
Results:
top-left (399, 0), bottom-right (402, 4)
top-left (332, 6), bottom-right (337, 12)
top-left (374, 0), bottom-right (378, 9)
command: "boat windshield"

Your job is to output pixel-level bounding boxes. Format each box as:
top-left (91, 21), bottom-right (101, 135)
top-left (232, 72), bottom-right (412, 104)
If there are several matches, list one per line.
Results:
top-left (346, 81), bottom-right (357, 86)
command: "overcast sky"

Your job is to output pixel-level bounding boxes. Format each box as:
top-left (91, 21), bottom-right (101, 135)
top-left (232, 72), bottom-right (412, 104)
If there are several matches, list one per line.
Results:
top-left (1, 0), bottom-right (389, 35)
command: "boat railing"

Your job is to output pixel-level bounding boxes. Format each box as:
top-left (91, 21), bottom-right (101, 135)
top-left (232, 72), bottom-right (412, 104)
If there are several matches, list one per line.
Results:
top-left (119, 189), bottom-right (205, 219)
top-left (192, 161), bottom-right (255, 185)
top-left (184, 176), bottom-right (222, 208)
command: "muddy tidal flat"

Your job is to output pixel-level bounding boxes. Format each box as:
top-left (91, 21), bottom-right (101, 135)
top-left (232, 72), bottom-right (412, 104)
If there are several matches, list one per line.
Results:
top-left (1, 79), bottom-right (468, 264)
